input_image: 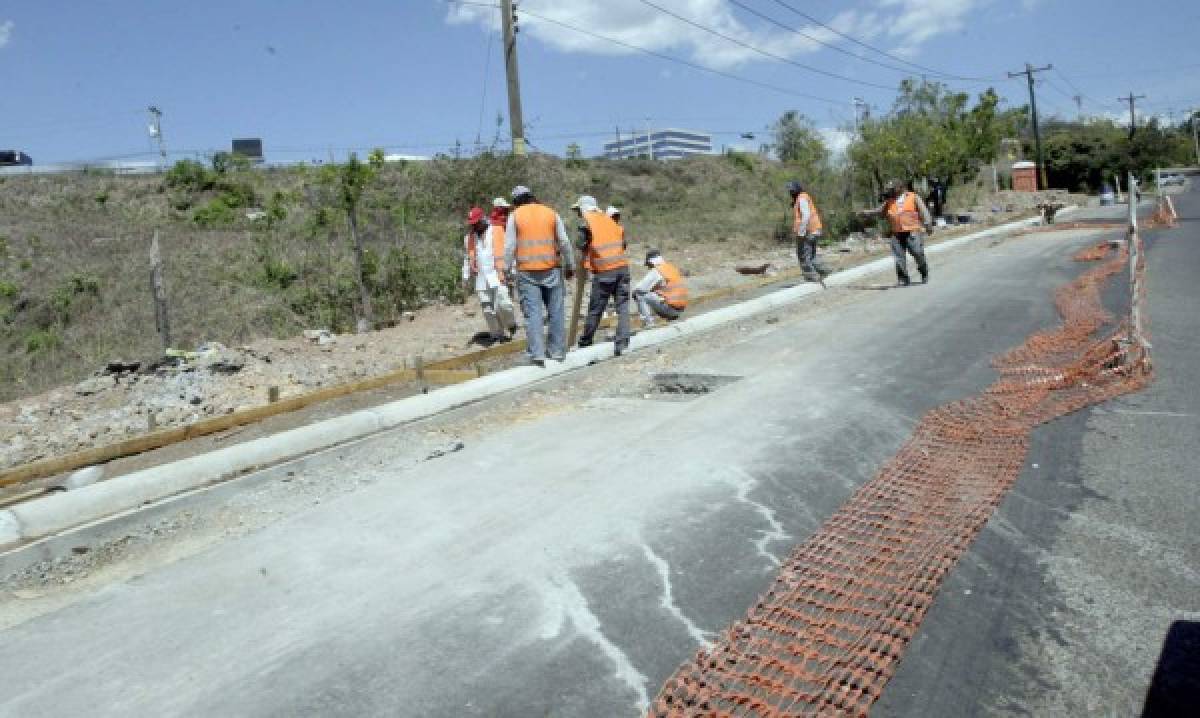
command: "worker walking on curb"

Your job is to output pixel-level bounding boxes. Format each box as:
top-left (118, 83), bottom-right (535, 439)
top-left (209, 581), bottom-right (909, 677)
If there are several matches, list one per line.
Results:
top-left (461, 207), bottom-right (517, 342)
top-left (490, 197), bottom-right (518, 311)
top-left (859, 179), bottom-right (934, 286)
top-left (504, 185), bottom-right (576, 366)
top-left (634, 249), bottom-right (688, 328)
top-left (573, 195), bottom-right (631, 355)
top-left (788, 180), bottom-right (831, 282)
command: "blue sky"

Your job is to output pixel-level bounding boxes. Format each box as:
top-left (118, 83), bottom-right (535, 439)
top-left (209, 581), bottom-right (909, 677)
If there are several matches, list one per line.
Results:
top-left (2, 0), bottom-right (1198, 164)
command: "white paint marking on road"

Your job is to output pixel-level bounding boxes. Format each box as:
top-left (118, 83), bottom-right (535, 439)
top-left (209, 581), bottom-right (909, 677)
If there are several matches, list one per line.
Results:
top-left (729, 467), bottom-right (792, 570)
top-left (640, 542), bottom-right (715, 648)
top-left (538, 574), bottom-right (650, 714)
top-left (1106, 409), bottom-right (1194, 418)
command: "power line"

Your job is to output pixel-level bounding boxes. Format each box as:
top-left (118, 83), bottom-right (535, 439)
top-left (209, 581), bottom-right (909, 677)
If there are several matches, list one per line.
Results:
top-left (445, 0), bottom-right (848, 105)
top-left (474, 25), bottom-right (496, 145)
top-left (764, 0), bottom-right (1000, 83)
top-left (634, 0), bottom-right (897, 91)
top-left (724, 0), bottom-right (918, 77)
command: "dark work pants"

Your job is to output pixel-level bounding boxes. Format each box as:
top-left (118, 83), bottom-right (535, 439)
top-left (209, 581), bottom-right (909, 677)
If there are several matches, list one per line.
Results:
top-left (796, 233), bottom-right (830, 278)
top-left (579, 268), bottom-right (631, 350)
top-left (891, 232), bottom-right (929, 285)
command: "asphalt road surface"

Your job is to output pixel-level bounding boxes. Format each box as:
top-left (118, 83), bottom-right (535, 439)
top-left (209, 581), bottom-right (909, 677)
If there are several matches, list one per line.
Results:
top-left (0, 198), bottom-right (1196, 717)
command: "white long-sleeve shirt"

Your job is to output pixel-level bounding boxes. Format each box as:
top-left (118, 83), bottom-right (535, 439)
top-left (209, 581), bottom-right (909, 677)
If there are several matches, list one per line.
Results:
top-left (795, 194), bottom-right (813, 235)
top-left (462, 227), bottom-right (504, 291)
top-left (634, 267), bottom-right (664, 295)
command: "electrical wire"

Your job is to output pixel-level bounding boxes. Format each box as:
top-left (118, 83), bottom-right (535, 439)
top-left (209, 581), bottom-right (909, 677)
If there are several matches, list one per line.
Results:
top-left (724, 0), bottom-right (917, 77)
top-left (475, 26), bottom-right (496, 144)
top-left (634, 0), bottom-right (897, 91)
top-left (764, 0), bottom-right (1002, 83)
top-left (445, 0), bottom-right (849, 105)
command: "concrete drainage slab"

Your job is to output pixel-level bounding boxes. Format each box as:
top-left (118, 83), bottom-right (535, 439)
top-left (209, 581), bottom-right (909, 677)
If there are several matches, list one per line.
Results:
top-left (646, 373), bottom-right (742, 401)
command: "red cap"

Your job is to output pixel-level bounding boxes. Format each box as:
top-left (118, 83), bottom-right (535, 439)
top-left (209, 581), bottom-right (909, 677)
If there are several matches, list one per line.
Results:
top-left (466, 207), bottom-right (485, 225)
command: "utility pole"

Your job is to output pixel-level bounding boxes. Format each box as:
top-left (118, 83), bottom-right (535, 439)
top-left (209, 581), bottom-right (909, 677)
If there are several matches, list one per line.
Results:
top-left (147, 106), bottom-right (166, 167)
top-left (1192, 110), bottom-right (1200, 166)
top-left (500, 0), bottom-right (526, 156)
top-left (1008, 63), bottom-right (1052, 190)
top-left (1118, 92), bottom-right (1146, 138)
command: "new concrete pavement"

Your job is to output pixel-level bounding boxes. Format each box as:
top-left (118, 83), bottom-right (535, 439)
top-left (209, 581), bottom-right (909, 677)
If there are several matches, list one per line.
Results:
top-left (0, 199), bottom-right (1195, 717)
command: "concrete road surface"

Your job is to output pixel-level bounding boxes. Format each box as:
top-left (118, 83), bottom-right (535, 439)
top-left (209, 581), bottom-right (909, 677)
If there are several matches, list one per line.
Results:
top-left (0, 199), bottom-right (1196, 717)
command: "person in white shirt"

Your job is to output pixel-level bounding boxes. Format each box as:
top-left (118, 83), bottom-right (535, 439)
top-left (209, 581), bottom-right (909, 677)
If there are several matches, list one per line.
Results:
top-left (633, 249), bottom-right (689, 327)
top-left (461, 206), bottom-right (517, 341)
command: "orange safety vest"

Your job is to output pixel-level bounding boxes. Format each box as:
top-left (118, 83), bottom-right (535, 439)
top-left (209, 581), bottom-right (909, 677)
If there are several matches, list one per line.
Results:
top-left (583, 212), bottom-right (628, 273)
top-left (793, 192), bottom-right (824, 235)
top-left (512, 203), bottom-right (560, 271)
top-left (490, 224), bottom-right (506, 269)
top-left (465, 228), bottom-right (505, 273)
top-left (886, 192), bottom-right (922, 234)
top-left (656, 261), bottom-right (689, 310)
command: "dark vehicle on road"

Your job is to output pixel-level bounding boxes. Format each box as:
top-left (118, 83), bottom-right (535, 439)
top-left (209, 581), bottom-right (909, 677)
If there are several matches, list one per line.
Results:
top-left (0, 150), bottom-right (33, 166)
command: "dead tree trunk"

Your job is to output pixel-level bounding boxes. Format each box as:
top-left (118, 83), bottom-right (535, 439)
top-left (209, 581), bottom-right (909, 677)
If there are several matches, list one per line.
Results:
top-left (149, 231), bottom-right (171, 352)
top-left (347, 210), bottom-right (373, 334)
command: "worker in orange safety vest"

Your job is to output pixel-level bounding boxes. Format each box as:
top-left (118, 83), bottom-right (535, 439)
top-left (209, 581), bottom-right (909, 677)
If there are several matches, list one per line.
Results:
top-left (859, 179), bottom-right (935, 286)
top-left (503, 185), bottom-right (576, 366)
top-left (461, 206), bottom-right (517, 341)
top-left (633, 249), bottom-right (688, 328)
top-left (787, 180), bottom-right (831, 282)
top-left (572, 195), bottom-right (631, 355)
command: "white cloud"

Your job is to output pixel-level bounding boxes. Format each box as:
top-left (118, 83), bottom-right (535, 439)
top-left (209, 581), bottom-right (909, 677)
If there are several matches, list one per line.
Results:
top-left (445, 0), bottom-right (972, 71)
top-left (820, 127), bottom-right (854, 158)
top-left (445, 0), bottom-right (887, 70)
top-left (0, 20), bottom-right (14, 49)
top-left (876, 0), bottom-right (987, 58)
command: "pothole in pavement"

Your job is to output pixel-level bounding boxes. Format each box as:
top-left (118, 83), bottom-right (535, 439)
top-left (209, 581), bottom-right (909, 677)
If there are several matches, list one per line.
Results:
top-left (645, 372), bottom-right (742, 401)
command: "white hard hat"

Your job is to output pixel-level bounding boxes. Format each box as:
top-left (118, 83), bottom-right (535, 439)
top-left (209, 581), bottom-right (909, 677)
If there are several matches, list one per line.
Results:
top-left (571, 195), bottom-right (599, 212)
top-left (605, 205), bottom-right (621, 218)
top-left (492, 197), bottom-right (511, 209)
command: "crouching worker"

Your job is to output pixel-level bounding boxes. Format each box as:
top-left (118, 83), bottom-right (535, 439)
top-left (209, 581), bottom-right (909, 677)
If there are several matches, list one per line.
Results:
top-left (462, 206), bottom-right (517, 341)
top-left (573, 195), bottom-right (631, 355)
top-left (633, 249), bottom-right (688, 328)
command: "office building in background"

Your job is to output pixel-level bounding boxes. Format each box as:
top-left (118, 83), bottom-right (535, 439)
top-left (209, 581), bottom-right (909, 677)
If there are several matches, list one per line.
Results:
top-left (603, 129), bottom-right (712, 160)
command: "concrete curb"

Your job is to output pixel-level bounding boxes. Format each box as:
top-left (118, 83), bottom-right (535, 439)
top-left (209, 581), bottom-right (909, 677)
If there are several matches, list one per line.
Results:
top-left (0, 210), bottom-right (1072, 551)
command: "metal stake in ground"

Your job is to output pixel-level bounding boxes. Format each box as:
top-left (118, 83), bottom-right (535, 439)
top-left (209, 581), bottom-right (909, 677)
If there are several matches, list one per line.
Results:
top-left (567, 266), bottom-right (589, 349)
top-left (149, 231), bottom-right (171, 352)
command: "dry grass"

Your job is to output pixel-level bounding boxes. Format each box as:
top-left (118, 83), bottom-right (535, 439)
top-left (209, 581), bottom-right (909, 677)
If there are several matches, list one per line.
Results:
top-left (0, 154), bottom-right (808, 402)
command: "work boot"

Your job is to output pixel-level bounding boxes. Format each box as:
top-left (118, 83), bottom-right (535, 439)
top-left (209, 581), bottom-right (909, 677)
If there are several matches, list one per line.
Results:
top-left (577, 338), bottom-right (593, 349)
top-left (614, 340), bottom-right (629, 357)
top-left (803, 271), bottom-right (822, 283)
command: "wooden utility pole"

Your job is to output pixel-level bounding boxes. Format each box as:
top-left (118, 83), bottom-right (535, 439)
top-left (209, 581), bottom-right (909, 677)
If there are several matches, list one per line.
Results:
top-left (500, 0), bottom-right (527, 157)
top-left (1008, 63), bottom-right (1052, 190)
top-left (149, 231), bottom-right (171, 352)
top-left (1118, 92), bottom-right (1146, 138)
top-left (1192, 110), bottom-right (1200, 165)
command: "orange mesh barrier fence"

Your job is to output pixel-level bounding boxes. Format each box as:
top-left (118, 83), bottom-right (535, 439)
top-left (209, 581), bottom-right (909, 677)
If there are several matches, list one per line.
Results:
top-left (650, 239), bottom-right (1152, 717)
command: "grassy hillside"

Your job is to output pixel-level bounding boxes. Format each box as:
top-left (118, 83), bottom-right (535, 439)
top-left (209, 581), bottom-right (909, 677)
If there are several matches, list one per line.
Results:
top-left (0, 152), bottom-right (819, 400)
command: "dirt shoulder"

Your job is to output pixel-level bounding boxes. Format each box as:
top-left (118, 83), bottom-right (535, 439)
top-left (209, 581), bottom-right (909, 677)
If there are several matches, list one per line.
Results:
top-left (0, 209), bottom-right (1047, 492)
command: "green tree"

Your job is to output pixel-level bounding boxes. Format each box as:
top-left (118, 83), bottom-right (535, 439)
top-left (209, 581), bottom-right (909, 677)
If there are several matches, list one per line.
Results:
top-left (319, 153), bottom-right (377, 333)
top-left (771, 112), bottom-right (830, 169)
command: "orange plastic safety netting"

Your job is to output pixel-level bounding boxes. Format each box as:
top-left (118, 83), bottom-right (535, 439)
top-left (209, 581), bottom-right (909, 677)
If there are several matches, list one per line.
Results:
top-left (650, 238), bottom-right (1152, 717)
